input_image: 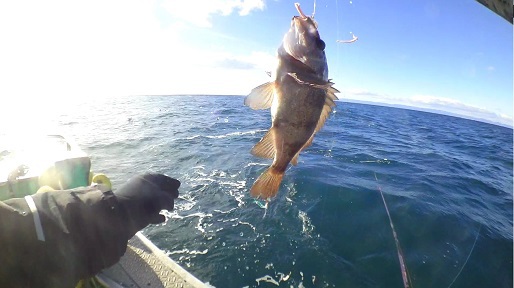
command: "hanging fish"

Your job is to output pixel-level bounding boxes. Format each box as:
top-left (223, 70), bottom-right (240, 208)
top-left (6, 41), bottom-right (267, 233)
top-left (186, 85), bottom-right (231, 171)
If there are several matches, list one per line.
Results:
top-left (245, 3), bottom-right (339, 200)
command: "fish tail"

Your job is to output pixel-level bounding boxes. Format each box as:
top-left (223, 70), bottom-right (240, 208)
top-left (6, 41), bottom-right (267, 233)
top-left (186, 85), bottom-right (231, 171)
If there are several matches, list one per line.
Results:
top-left (250, 167), bottom-right (284, 199)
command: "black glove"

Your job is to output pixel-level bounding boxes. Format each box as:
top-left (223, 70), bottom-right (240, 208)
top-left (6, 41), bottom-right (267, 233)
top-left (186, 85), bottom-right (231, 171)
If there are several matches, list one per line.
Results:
top-left (114, 173), bottom-right (180, 236)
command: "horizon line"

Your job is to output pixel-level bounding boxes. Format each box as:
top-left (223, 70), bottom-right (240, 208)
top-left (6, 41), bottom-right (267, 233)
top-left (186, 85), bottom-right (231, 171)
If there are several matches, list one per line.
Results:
top-left (125, 94), bottom-right (513, 129)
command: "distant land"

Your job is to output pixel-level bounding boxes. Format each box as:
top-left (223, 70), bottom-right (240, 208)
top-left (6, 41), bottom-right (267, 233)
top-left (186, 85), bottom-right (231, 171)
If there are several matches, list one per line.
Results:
top-left (341, 99), bottom-right (513, 129)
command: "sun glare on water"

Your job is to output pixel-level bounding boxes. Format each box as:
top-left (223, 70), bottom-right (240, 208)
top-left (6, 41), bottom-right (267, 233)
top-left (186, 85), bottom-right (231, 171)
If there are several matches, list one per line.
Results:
top-left (1, 96), bottom-right (66, 135)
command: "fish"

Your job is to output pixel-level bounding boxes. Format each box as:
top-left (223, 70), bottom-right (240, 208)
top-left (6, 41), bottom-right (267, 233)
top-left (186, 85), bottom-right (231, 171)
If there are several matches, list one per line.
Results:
top-left (244, 3), bottom-right (339, 200)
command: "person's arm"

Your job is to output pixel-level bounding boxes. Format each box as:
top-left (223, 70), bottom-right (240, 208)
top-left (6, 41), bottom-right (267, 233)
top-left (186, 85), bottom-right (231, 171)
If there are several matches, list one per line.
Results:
top-left (0, 173), bottom-right (180, 288)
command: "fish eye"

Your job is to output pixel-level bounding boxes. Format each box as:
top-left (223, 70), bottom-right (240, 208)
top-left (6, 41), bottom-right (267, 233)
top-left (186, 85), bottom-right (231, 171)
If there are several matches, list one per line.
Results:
top-left (317, 39), bottom-right (326, 50)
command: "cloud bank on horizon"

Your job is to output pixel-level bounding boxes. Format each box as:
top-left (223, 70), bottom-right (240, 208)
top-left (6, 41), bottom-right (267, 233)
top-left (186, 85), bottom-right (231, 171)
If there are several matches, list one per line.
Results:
top-left (342, 89), bottom-right (513, 127)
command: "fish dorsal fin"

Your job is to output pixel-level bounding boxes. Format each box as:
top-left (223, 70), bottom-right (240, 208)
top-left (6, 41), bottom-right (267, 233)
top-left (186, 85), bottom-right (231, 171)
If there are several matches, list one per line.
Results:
top-left (313, 86), bottom-right (339, 134)
top-left (326, 85), bottom-right (339, 101)
top-left (251, 128), bottom-right (275, 159)
top-left (291, 153), bottom-right (299, 166)
top-left (244, 82), bottom-right (275, 110)
top-left (291, 130), bottom-right (315, 166)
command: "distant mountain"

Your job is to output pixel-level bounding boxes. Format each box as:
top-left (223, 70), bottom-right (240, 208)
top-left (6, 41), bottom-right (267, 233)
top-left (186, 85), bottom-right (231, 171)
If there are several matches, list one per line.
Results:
top-left (340, 99), bottom-right (513, 129)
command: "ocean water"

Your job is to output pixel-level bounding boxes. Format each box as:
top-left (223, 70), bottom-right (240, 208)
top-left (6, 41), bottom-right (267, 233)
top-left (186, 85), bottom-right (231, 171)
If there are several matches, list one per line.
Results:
top-left (30, 96), bottom-right (514, 287)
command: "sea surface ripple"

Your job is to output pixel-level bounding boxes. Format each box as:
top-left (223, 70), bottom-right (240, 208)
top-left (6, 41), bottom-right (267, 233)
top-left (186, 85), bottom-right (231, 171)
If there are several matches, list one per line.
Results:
top-left (36, 96), bottom-right (512, 287)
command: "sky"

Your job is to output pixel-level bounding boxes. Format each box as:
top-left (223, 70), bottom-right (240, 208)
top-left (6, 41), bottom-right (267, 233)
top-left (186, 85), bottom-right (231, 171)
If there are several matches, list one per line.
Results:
top-left (0, 0), bottom-right (512, 126)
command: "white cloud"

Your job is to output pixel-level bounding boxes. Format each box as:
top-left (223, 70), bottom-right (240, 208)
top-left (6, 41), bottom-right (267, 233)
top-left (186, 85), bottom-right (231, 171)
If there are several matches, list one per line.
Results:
top-left (342, 89), bottom-right (401, 103)
top-left (161, 0), bottom-right (265, 27)
top-left (0, 0), bottom-right (273, 100)
top-left (409, 95), bottom-right (463, 106)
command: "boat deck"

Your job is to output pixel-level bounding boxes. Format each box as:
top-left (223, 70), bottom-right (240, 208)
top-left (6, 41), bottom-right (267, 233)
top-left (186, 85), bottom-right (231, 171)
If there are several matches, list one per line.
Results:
top-left (99, 232), bottom-right (208, 288)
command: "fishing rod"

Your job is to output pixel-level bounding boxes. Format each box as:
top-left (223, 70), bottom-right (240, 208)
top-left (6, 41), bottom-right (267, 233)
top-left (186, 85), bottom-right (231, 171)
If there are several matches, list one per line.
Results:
top-left (374, 172), bottom-right (482, 288)
top-left (374, 172), bottom-right (413, 288)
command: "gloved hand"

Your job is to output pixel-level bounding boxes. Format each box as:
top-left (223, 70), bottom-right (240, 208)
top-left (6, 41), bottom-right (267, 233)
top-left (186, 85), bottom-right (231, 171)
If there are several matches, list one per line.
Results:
top-left (114, 173), bottom-right (180, 236)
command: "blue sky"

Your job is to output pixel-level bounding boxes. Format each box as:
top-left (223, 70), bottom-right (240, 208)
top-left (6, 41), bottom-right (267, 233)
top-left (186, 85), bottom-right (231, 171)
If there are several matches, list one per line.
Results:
top-left (0, 0), bottom-right (512, 126)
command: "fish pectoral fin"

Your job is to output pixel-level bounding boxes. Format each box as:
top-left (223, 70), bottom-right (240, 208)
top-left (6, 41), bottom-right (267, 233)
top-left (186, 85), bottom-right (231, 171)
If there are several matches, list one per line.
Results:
top-left (244, 82), bottom-right (275, 110)
top-left (251, 128), bottom-right (276, 159)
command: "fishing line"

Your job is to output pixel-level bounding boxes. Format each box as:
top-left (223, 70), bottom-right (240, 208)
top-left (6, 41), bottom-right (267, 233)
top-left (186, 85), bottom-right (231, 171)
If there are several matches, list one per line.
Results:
top-left (374, 172), bottom-right (413, 288)
top-left (336, 0), bottom-right (340, 66)
top-left (330, 0), bottom-right (357, 157)
top-left (446, 224), bottom-right (482, 288)
top-left (318, 0), bottom-right (339, 158)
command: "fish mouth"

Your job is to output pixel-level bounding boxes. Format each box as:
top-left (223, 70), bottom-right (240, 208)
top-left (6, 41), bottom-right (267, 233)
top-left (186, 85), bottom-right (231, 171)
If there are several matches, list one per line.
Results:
top-left (290, 17), bottom-right (319, 45)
